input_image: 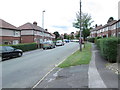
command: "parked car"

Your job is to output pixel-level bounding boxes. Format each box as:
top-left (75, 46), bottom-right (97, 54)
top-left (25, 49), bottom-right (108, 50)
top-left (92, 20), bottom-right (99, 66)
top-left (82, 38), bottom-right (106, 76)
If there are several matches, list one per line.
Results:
top-left (56, 40), bottom-right (64, 46)
top-left (64, 39), bottom-right (69, 43)
top-left (43, 41), bottom-right (55, 50)
top-left (0, 46), bottom-right (23, 60)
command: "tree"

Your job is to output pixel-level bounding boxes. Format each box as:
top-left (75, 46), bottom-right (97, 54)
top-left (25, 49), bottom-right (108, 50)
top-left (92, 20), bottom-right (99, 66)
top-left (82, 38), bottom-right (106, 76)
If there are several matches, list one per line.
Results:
top-left (53, 31), bottom-right (60, 40)
top-left (70, 35), bottom-right (74, 39)
top-left (73, 12), bottom-right (94, 40)
top-left (64, 33), bottom-right (67, 39)
top-left (107, 17), bottom-right (114, 23)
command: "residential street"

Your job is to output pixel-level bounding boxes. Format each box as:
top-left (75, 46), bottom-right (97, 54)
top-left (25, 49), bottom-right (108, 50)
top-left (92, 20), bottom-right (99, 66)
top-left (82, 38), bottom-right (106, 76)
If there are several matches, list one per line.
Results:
top-left (2, 42), bottom-right (79, 88)
top-left (35, 44), bottom-right (118, 89)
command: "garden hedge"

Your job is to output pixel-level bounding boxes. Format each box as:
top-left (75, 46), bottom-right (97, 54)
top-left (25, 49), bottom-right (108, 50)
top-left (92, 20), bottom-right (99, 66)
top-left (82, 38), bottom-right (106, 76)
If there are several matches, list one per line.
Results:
top-left (10, 43), bottom-right (38, 52)
top-left (96, 37), bottom-right (120, 63)
top-left (87, 37), bottom-right (95, 43)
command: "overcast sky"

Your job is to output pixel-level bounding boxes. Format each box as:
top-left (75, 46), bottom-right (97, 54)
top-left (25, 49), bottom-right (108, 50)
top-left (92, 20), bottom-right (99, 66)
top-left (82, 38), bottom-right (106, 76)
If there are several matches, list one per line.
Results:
top-left (0, 0), bottom-right (119, 34)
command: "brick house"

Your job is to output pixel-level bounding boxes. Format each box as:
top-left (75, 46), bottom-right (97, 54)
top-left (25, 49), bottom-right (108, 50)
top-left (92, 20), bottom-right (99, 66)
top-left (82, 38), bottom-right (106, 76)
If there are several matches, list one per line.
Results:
top-left (18, 22), bottom-right (55, 44)
top-left (0, 19), bottom-right (21, 45)
top-left (90, 20), bottom-right (120, 38)
top-left (90, 25), bottom-right (103, 38)
top-left (44, 31), bottom-right (55, 41)
top-left (116, 19), bottom-right (120, 37)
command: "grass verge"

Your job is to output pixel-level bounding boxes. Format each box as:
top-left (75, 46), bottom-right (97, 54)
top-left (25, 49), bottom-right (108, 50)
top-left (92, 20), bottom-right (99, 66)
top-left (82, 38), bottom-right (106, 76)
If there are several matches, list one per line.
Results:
top-left (58, 43), bottom-right (92, 68)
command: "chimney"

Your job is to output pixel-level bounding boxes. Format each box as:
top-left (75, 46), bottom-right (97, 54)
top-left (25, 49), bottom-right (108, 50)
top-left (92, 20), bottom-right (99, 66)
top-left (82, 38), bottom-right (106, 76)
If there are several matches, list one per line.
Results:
top-left (45, 29), bottom-right (48, 31)
top-left (95, 24), bottom-right (98, 28)
top-left (33, 21), bottom-right (37, 26)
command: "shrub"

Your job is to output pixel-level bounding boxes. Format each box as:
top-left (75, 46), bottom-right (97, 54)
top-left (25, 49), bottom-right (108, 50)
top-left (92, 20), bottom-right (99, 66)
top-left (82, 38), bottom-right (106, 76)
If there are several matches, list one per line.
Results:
top-left (10, 43), bottom-right (38, 52)
top-left (96, 37), bottom-right (119, 63)
top-left (87, 37), bottom-right (95, 43)
top-left (95, 37), bottom-right (102, 44)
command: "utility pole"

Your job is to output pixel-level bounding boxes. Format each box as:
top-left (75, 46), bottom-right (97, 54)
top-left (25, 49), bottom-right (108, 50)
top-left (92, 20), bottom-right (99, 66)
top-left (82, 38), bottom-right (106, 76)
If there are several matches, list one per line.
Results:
top-left (79, 0), bottom-right (82, 51)
top-left (42, 10), bottom-right (45, 43)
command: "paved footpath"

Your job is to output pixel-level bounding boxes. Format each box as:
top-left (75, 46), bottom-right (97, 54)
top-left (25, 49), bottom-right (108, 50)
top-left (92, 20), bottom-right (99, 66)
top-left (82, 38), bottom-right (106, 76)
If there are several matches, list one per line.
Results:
top-left (90, 44), bottom-right (119, 88)
top-left (34, 43), bottom-right (119, 89)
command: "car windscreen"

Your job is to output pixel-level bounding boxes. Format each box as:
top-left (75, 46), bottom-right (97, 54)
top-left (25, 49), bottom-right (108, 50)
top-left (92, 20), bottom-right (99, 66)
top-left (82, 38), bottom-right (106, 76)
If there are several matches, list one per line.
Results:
top-left (43, 42), bottom-right (51, 44)
top-left (57, 40), bottom-right (62, 43)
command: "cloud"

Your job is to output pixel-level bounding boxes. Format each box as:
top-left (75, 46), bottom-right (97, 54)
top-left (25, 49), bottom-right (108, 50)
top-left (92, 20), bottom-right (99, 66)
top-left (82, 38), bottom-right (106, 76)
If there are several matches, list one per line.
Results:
top-left (52, 25), bottom-right (68, 29)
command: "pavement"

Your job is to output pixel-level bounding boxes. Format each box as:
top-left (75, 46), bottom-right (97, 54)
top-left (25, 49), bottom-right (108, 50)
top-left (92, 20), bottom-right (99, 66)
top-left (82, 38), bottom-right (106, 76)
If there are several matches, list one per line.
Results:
top-left (34, 43), bottom-right (119, 89)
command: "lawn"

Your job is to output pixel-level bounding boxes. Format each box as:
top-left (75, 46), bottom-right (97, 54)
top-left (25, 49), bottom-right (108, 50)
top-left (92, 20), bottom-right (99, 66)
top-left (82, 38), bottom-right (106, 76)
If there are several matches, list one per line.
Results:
top-left (58, 43), bottom-right (92, 68)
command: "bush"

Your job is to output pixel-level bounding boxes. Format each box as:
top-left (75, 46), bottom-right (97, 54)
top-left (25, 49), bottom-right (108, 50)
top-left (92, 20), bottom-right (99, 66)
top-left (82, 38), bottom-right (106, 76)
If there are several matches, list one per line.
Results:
top-left (96, 37), bottom-right (119, 63)
top-left (87, 37), bottom-right (95, 43)
top-left (95, 37), bottom-right (102, 44)
top-left (10, 43), bottom-right (38, 52)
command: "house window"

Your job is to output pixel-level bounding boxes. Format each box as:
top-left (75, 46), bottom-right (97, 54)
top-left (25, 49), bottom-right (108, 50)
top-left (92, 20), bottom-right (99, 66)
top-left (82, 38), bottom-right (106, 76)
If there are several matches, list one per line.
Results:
top-left (3, 41), bottom-right (12, 45)
top-left (118, 22), bottom-right (120, 28)
top-left (14, 31), bottom-right (20, 37)
top-left (13, 40), bottom-right (19, 45)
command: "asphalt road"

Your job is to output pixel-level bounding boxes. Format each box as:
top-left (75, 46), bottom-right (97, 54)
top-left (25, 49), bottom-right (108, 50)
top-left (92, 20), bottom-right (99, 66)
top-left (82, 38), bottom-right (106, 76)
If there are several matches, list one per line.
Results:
top-left (2, 42), bottom-right (79, 88)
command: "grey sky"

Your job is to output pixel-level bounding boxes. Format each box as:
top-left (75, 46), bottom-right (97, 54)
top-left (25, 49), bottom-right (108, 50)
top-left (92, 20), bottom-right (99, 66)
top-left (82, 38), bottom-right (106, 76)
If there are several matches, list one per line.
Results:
top-left (0, 0), bottom-right (119, 34)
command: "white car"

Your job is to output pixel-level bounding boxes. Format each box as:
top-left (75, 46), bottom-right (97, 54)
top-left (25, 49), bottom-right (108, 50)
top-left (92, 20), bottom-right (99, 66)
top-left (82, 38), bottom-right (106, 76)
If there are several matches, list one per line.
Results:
top-left (56, 40), bottom-right (64, 46)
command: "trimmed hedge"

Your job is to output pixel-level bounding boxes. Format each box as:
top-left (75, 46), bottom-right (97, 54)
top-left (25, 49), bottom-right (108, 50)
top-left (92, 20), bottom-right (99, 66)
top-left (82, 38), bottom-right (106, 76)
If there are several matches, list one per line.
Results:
top-left (96, 37), bottom-right (120, 63)
top-left (95, 37), bottom-right (102, 44)
top-left (10, 43), bottom-right (38, 52)
top-left (87, 37), bottom-right (95, 43)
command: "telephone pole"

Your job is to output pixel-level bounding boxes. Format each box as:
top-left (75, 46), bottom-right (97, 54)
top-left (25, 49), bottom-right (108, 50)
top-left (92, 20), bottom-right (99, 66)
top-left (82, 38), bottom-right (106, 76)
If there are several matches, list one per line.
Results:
top-left (79, 0), bottom-right (82, 51)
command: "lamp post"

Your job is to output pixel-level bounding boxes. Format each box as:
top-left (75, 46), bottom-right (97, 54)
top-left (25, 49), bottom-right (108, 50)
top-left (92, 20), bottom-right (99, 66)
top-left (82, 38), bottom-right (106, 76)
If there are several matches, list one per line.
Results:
top-left (42, 10), bottom-right (45, 43)
top-left (79, 0), bottom-right (82, 51)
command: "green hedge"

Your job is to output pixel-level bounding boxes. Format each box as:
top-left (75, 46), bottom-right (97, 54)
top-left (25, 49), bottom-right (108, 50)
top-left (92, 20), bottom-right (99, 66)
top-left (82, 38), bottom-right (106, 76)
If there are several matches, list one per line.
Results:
top-left (95, 37), bottom-right (102, 44)
top-left (10, 43), bottom-right (38, 52)
top-left (96, 37), bottom-right (120, 63)
top-left (87, 37), bottom-right (95, 43)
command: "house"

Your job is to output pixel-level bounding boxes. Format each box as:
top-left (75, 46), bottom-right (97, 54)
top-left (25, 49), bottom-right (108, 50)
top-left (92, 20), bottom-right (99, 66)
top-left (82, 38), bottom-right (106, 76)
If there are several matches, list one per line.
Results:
top-left (90, 20), bottom-right (120, 38)
top-left (18, 22), bottom-right (43, 44)
top-left (116, 19), bottom-right (120, 37)
top-left (0, 19), bottom-right (21, 45)
top-left (90, 25), bottom-right (103, 38)
top-left (18, 22), bottom-right (55, 44)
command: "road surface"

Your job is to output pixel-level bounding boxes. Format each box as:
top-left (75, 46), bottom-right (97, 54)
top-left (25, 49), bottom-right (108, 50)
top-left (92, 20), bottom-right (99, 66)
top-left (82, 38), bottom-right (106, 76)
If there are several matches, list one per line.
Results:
top-left (2, 42), bottom-right (79, 88)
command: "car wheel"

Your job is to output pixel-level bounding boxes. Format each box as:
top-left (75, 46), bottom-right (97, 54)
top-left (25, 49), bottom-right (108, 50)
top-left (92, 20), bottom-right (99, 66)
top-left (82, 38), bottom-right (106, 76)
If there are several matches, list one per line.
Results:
top-left (18, 52), bottom-right (22, 57)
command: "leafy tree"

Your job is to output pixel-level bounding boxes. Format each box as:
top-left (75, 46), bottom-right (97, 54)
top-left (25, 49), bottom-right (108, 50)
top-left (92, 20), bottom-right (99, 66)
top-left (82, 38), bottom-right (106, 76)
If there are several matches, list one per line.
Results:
top-left (73, 12), bottom-right (94, 40)
top-left (75, 31), bottom-right (80, 39)
top-left (64, 33), bottom-right (67, 39)
top-left (53, 31), bottom-right (60, 40)
top-left (70, 35), bottom-right (74, 39)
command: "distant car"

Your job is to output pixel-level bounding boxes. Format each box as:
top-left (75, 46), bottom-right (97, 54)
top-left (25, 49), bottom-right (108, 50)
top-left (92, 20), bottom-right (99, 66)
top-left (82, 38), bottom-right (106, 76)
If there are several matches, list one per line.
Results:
top-left (64, 39), bottom-right (69, 43)
top-left (56, 40), bottom-right (64, 46)
top-left (43, 41), bottom-right (55, 50)
top-left (0, 46), bottom-right (23, 60)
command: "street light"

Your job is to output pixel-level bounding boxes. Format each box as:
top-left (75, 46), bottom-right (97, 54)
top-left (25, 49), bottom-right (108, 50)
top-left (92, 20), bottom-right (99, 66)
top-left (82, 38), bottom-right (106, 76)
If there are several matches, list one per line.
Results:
top-left (42, 10), bottom-right (45, 29)
top-left (79, 0), bottom-right (82, 51)
top-left (42, 10), bottom-right (45, 43)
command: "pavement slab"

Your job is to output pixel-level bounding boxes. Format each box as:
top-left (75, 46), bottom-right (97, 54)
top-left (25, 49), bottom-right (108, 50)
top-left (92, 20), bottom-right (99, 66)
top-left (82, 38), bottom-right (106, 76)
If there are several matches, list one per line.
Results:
top-left (36, 65), bottom-right (89, 88)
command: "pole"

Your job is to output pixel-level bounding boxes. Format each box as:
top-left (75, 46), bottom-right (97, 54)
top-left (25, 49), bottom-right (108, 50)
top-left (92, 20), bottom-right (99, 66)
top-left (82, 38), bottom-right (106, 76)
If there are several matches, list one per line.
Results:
top-left (79, 0), bottom-right (82, 51)
top-left (42, 10), bottom-right (45, 43)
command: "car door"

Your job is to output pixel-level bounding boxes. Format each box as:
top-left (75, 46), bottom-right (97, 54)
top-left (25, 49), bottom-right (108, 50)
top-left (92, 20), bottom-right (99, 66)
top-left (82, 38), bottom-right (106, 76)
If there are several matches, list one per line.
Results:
top-left (2, 46), bottom-right (11, 59)
top-left (5, 46), bottom-right (16, 57)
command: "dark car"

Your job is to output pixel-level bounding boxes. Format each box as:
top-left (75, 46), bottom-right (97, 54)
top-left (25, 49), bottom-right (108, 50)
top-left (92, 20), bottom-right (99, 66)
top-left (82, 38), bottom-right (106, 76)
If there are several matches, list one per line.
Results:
top-left (43, 41), bottom-right (55, 50)
top-left (0, 46), bottom-right (23, 60)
